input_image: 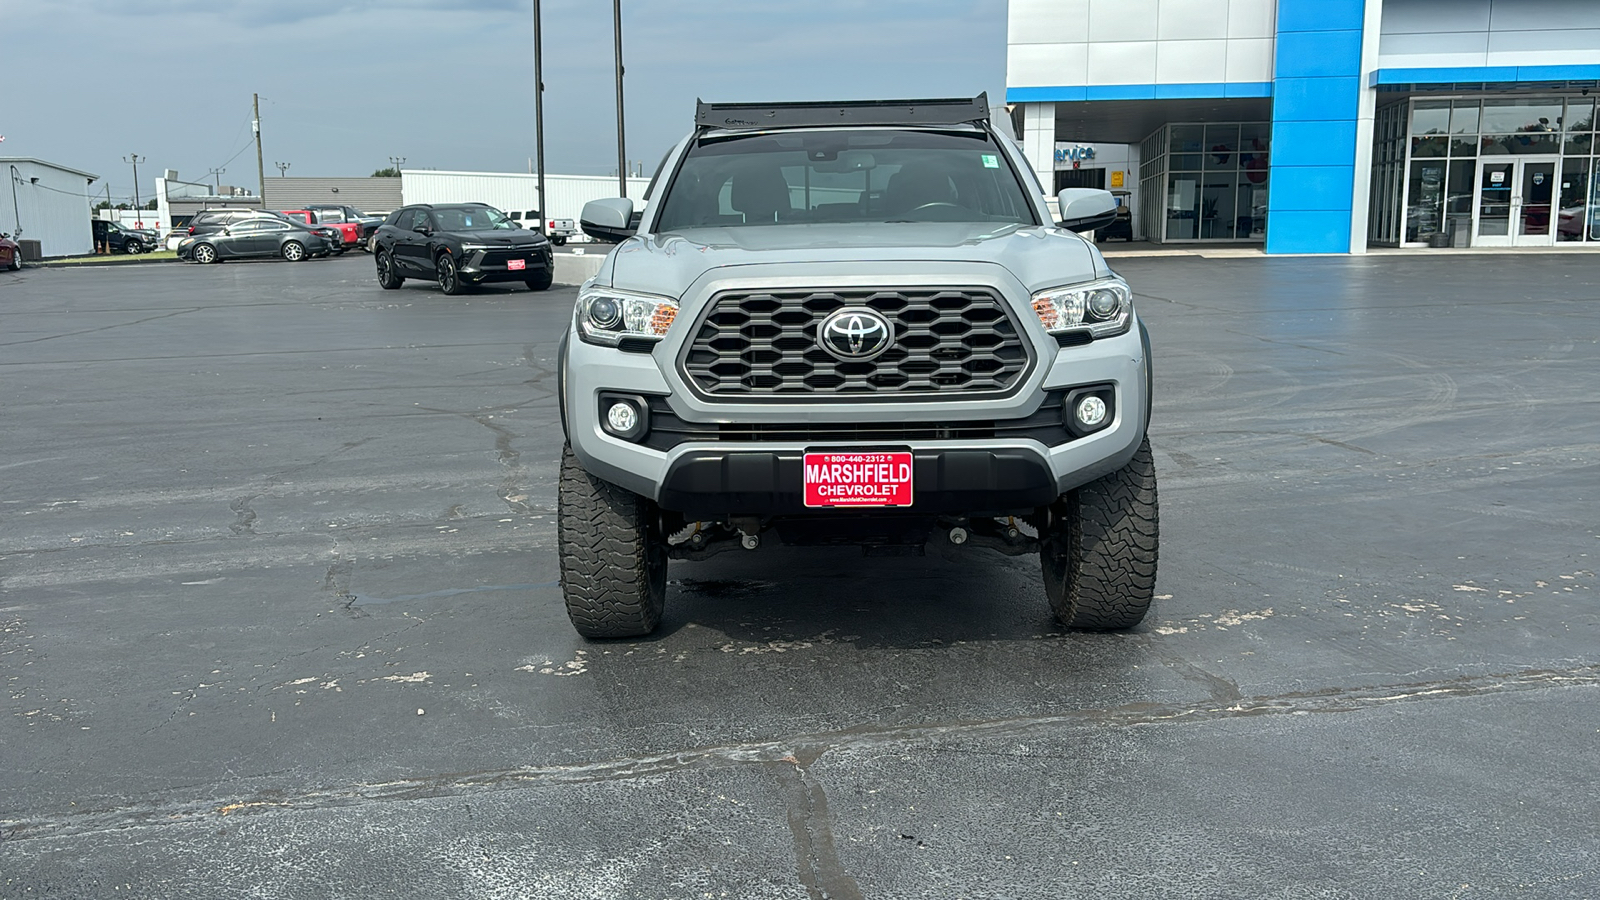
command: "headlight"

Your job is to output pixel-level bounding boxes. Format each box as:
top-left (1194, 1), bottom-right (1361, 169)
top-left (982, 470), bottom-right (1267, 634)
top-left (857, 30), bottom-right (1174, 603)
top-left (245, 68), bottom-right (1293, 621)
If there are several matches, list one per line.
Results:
top-left (1030, 276), bottom-right (1132, 339)
top-left (460, 242), bottom-right (491, 251)
top-left (575, 286), bottom-right (678, 347)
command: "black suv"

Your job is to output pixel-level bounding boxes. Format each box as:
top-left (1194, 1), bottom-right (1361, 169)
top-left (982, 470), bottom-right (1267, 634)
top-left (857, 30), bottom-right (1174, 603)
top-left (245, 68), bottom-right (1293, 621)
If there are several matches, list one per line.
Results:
top-left (372, 203), bottom-right (553, 294)
top-left (92, 220), bottom-right (160, 254)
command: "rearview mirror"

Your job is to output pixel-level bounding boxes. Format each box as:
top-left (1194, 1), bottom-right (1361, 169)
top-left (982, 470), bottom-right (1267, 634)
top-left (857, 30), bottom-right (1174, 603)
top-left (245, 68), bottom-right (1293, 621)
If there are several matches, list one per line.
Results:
top-left (1056, 188), bottom-right (1119, 233)
top-left (580, 197), bottom-right (636, 243)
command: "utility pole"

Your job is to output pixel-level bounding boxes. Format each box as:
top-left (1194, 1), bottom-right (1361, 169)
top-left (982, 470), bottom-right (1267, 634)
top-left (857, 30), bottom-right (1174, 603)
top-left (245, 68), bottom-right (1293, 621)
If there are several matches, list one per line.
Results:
top-left (612, 0), bottom-right (626, 198)
top-left (253, 93), bottom-right (266, 208)
top-left (534, 0), bottom-right (547, 226)
top-left (275, 162), bottom-right (291, 177)
top-left (123, 153), bottom-right (145, 212)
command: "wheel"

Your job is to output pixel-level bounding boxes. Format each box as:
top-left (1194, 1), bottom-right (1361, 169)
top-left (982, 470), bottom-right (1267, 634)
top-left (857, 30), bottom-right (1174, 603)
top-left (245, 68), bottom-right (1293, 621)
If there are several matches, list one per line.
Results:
top-left (552, 236), bottom-right (566, 246)
top-left (525, 266), bottom-right (553, 291)
top-left (125, 239), bottom-right (143, 255)
top-left (1041, 436), bottom-right (1159, 630)
top-left (436, 251), bottom-right (466, 295)
top-left (7, 250), bottom-right (21, 271)
top-left (375, 250), bottom-right (404, 289)
top-left (282, 241), bottom-right (306, 262)
top-left (557, 445), bottom-right (666, 638)
top-left (192, 243), bottom-right (218, 264)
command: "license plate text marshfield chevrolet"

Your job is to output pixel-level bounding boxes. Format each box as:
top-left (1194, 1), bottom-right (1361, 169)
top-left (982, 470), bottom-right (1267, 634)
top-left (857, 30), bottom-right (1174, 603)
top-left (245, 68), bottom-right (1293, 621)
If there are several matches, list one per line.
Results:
top-left (804, 452), bottom-right (914, 507)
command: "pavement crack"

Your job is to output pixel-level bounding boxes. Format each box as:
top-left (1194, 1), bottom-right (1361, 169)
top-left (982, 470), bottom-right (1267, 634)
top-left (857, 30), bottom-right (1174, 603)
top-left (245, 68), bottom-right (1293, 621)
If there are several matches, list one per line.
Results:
top-left (766, 753), bottom-right (863, 900)
top-left (228, 495), bottom-right (259, 535)
top-left (7, 662), bottom-right (1596, 841)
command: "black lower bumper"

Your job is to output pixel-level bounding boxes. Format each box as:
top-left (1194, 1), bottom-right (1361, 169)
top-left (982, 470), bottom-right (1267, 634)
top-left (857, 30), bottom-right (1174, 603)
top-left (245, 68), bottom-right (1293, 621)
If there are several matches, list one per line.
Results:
top-left (463, 260), bottom-right (552, 283)
top-left (656, 448), bottom-right (1058, 518)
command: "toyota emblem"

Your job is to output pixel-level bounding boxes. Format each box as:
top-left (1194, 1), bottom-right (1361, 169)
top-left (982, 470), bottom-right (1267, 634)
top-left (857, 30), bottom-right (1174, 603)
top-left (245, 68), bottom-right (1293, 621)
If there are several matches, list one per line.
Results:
top-left (818, 308), bottom-right (892, 361)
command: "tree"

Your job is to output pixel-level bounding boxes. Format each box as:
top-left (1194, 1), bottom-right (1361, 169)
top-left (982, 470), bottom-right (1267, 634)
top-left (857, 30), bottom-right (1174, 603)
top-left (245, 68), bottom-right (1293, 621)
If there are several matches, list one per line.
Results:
top-left (144, 199), bottom-right (158, 210)
top-left (371, 167), bottom-right (400, 177)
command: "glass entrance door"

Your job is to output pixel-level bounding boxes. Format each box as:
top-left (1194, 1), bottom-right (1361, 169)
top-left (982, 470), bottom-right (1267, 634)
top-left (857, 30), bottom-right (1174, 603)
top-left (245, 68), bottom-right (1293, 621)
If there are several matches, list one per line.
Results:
top-left (1473, 157), bottom-right (1560, 247)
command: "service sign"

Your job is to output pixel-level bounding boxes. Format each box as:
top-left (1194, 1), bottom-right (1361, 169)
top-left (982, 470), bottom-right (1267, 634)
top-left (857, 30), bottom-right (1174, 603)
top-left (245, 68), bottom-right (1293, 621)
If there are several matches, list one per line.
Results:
top-left (803, 452), bottom-right (913, 508)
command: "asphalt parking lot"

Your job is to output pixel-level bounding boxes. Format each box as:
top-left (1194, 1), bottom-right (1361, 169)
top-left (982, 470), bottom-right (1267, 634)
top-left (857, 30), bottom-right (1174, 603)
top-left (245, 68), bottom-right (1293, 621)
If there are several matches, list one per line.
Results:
top-left (2, 251), bottom-right (1598, 898)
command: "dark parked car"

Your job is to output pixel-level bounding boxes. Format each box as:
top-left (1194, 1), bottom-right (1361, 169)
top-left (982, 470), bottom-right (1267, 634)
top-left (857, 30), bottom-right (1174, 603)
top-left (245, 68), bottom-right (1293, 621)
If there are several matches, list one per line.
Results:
top-left (1, 232), bottom-right (20, 270)
top-left (278, 210), bottom-right (349, 254)
top-left (92, 219), bottom-right (160, 254)
top-left (372, 203), bottom-right (553, 294)
top-left (176, 218), bottom-right (334, 263)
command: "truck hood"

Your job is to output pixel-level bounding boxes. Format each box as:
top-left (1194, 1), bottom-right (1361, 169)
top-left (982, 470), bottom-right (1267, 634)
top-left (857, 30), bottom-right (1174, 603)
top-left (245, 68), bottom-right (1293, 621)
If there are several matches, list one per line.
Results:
top-left (606, 222), bottom-right (1108, 297)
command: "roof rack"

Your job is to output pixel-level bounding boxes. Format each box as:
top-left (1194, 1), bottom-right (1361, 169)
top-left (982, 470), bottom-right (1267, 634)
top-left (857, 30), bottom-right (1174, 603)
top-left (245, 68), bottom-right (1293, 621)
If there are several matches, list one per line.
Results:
top-left (695, 93), bottom-right (989, 130)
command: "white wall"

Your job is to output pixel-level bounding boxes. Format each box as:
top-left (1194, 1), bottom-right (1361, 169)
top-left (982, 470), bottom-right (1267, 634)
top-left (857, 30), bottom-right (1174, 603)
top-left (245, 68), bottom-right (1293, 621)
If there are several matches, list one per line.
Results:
top-left (1380, 0), bottom-right (1600, 68)
top-left (1008, 0), bottom-right (1277, 88)
top-left (1, 160), bottom-right (97, 257)
top-left (402, 170), bottom-right (649, 227)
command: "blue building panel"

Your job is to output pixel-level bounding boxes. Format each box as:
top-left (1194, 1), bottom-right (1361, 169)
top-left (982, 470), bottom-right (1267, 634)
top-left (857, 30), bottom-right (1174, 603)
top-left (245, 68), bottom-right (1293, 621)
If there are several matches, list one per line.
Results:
top-left (1272, 77), bottom-right (1362, 121)
top-left (1266, 0), bottom-right (1369, 254)
top-left (1374, 64), bottom-right (1600, 86)
top-left (1269, 121), bottom-right (1360, 168)
top-left (1265, 210), bottom-right (1353, 254)
top-left (1276, 0), bottom-right (1365, 33)
top-left (1274, 30), bottom-right (1365, 78)
top-left (1268, 166), bottom-right (1357, 212)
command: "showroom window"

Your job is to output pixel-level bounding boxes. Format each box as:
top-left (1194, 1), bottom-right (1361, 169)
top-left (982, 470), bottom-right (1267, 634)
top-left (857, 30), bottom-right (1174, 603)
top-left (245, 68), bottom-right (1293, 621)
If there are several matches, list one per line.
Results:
top-left (1138, 122), bottom-right (1269, 242)
top-left (1372, 95), bottom-right (1599, 247)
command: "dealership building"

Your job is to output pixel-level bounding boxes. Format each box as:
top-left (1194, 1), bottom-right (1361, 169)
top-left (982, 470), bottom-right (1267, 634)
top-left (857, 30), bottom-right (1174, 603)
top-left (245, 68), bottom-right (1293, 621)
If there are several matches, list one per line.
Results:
top-left (1007, 0), bottom-right (1600, 252)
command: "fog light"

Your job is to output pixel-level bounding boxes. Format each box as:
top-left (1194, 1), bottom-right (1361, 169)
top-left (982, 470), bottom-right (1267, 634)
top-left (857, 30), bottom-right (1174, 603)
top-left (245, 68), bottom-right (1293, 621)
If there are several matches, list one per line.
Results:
top-left (607, 401), bottom-right (638, 433)
top-left (598, 393), bottom-right (650, 442)
top-left (1075, 395), bottom-right (1108, 428)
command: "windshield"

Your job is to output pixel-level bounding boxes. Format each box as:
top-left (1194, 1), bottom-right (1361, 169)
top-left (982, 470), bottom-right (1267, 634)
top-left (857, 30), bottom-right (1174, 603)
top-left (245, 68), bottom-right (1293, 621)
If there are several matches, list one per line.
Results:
top-left (652, 128), bottom-right (1037, 231)
top-left (433, 206), bottom-right (516, 232)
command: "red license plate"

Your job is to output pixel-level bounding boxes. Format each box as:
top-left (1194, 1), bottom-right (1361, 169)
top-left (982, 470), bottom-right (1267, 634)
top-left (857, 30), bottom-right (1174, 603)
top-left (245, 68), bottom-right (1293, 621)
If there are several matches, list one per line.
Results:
top-left (803, 452), bottom-right (913, 508)
top-left (506, 258), bottom-right (527, 271)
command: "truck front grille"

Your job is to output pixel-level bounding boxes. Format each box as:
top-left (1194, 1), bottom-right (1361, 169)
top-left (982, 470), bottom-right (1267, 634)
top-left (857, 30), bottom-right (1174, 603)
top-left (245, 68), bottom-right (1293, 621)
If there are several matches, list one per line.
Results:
top-left (681, 288), bottom-right (1031, 400)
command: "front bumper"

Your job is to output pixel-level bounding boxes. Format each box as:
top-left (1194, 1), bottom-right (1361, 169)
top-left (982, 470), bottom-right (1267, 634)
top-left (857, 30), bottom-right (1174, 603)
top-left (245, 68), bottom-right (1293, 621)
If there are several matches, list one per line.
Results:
top-left (564, 318), bottom-right (1149, 515)
top-left (459, 247), bottom-right (554, 283)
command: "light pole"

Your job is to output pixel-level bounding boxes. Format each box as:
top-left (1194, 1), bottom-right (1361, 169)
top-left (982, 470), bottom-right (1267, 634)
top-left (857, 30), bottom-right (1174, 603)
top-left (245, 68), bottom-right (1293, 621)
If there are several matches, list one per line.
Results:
top-left (612, 0), bottom-right (626, 198)
top-left (207, 168), bottom-right (226, 195)
top-left (123, 153), bottom-right (145, 211)
top-left (533, 0), bottom-right (547, 228)
top-left (275, 161), bottom-right (291, 177)
top-left (388, 156), bottom-right (406, 172)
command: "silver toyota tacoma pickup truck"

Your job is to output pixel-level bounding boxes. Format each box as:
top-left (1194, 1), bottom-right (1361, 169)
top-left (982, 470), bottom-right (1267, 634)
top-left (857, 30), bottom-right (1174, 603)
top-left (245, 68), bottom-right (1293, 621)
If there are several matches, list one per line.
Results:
top-left (557, 95), bottom-right (1156, 638)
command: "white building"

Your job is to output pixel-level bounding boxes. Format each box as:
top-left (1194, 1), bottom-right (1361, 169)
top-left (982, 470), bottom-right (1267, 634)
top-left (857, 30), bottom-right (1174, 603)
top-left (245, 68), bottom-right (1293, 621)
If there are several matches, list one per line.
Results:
top-left (401, 170), bottom-right (650, 225)
top-left (2, 158), bottom-right (100, 258)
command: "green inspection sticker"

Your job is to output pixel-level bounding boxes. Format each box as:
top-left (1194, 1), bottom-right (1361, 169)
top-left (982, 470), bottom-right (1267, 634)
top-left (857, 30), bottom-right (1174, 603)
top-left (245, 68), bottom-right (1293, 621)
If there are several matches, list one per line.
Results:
top-left (981, 154), bottom-right (999, 168)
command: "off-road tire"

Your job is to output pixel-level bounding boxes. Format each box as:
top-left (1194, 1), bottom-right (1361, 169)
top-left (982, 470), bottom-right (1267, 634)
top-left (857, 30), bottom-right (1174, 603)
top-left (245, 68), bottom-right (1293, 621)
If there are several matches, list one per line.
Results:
top-left (557, 445), bottom-right (666, 638)
top-left (1041, 436), bottom-right (1159, 630)
top-left (375, 250), bottom-right (403, 289)
top-left (525, 266), bottom-right (553, 291)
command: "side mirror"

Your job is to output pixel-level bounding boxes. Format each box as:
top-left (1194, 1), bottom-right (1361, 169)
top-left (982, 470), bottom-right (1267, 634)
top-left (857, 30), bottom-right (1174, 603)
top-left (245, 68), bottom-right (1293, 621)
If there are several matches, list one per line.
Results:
top-left (412, 224), bottom-right (431, 235)
top-left (1056, 188), bottom-right (1119, 233)
top-left (580, 197), bottom-right (636, 243)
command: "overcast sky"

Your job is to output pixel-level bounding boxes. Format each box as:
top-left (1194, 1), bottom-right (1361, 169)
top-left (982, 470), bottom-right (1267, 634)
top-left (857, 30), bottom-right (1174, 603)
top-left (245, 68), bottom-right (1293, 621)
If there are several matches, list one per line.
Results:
top-left (4, 0), bottom-right (1005, 205)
